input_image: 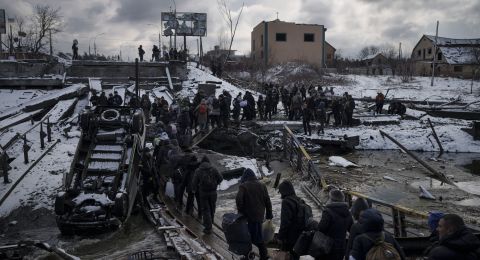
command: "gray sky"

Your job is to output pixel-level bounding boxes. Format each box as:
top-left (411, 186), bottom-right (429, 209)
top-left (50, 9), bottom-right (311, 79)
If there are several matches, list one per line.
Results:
top-left (1, 0), bottom-right (479, 60)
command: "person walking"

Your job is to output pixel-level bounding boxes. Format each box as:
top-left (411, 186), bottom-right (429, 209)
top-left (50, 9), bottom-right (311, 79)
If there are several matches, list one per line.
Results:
top-left (257, 95), bottom-right (265, 121)
top-left (72, 40), bottom-right (79, 60)
top-left (345, 198), bottom-right (370, 259)
top-left (195, 100), bottom-right (209, 131)
top-left (180, 149), bottom-right (201, 217)
top-left (375, 91), bottom-right (385, 115)
top-left (192, 156), bottom-right (223, 234)
top-left (316, 189), bottom-right (353, 260)
top-left (425, 214), bottom-right (480, 260)
top-left (235, 168), bottom-right (273, 260)
top-left (277, 180), bottom-right (310, 260)
top-left (350, 208), bottom-right (405, 260)
top-left (138, 45), bottom-right (145, 62)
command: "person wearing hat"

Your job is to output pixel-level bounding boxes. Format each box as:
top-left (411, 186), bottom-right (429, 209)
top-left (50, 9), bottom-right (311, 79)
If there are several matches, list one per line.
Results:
top-left (235, 168), bottom-right (273, 260)
top-left (317, 189), bottom-right (353, 260)
top-left (345, 198), bottom-right (370, 258)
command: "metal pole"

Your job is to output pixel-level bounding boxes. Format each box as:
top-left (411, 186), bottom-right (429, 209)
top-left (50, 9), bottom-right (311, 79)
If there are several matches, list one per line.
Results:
top-left (427, 118), bottom-right (444, 157)
top-left (135, 58), bottom-right (139, 98)
top-left (40, 122), bottom-right (45, 149)
top-left (379, 130), bottom-right (454, 185)
top-left (47, 117), bottom-right (52, 142)
top-left (23, 135), bottom-right (29, 164)
top-left (431, 21), bottom-right (439, 87)
top-left (49, 29), bottom-right (53, 58)
top-left (158, 32), bottom-right (162, 58)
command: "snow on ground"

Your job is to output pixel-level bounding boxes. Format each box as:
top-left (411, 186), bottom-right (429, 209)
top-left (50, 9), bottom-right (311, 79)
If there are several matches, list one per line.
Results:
top-left (181, 65), bottom-right (261, 101)
top-left (330, 74), bottom-right (480, 106)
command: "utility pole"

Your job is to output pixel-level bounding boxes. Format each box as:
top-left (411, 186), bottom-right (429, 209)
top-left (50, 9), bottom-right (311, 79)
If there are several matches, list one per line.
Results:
top-left (431, 21), bottom-right (439, 87)
top-left (398, 42), bottom-right (402, 60)
top-left (49, 29), bottom-right (53, 58)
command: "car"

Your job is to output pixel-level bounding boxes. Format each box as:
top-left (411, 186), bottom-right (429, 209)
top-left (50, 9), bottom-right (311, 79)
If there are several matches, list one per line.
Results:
top-left (55, 105), bottom-right (145, 235)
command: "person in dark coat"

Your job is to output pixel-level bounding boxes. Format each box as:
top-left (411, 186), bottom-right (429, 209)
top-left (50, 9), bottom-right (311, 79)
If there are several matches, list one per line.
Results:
top-left (345, 198), bottom-right (370, 259)
top-left (425, 213), bottom-right (480, 260)
top-left (113, 91), bottom-right (123, 106)
top-left (107, 93), bottom-right (115, 106)
top-left (138, 45), bottom-right (145, 61)
top-left (277, 180), bottom-right (304, 260)
top-left (232, 94), bottom-right (241, 126)
top-left (317, 189), bottom-right (353, 260)
top-left (257, 95), bottom-right (265, 120)
top-left (179, 149), bottom-right (200, 217)
top-left (98, 92), bottom-right (108, 106)
top-left (350, 208), bottom-right (405, 260)
top-left (235, 168), bottom-right (273, 260)
top-left (90, 91), bottom-right (99, 106)
top-left (192, 156), bottom-right (223, 234)
top-left (219, 94), bottom-right (230, 128)
top-left (375, 92), bottom-right (385, 115)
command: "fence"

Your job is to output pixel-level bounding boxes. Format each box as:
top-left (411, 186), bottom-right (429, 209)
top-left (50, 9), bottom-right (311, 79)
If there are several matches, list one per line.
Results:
top-left (281, 124), bottom-right (436, 238)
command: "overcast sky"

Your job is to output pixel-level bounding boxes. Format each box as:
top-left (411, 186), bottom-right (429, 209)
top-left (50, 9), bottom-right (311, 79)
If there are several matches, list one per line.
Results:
top-left (1, 0), bottom-right (479, 60)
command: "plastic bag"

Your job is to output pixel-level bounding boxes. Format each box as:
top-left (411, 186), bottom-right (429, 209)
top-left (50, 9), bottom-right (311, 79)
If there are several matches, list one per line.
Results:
top-left (165, 179), bottom-right (175, 198)
top-left (262, 219), bottom-right (275, 243)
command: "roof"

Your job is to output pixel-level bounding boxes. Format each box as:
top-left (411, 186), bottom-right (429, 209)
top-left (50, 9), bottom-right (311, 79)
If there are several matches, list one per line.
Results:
top-left (361, 53), bottom-right (386, 61)
top-left (439, 46), bottom-right (479, 65)
top-left (252, 19), bottom-right (325, 30)
top-left (325, 41), bottom-right (336, 51)
top-left (424, 35), bottom-right (480, 46)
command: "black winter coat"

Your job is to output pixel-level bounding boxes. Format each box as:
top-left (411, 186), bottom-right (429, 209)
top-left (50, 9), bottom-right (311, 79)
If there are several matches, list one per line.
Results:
top-left (235, 175), bottom-right (273, 223)
top-left (192, 162), bottom-right (222, 193)
top-left (317, 202), bottom-right (354, 260)
top-left (426, 227), bottom-right (480, 260)
top-left (278, 195), bottom-right (304, 250)
top-left (350, 232), bottom-right (405, 260)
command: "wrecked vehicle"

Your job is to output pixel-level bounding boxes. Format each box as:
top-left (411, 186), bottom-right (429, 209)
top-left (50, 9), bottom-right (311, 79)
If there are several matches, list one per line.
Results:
top-left (55, 106), bottom-right (145, 235)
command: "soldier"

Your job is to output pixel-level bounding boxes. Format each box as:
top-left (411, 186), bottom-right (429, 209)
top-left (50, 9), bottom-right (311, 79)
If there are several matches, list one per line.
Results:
top-left (138, 45), bottom-right (145, 62)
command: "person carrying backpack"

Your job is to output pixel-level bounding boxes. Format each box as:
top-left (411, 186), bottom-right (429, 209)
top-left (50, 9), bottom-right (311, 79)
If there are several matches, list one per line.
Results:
top-left (192, 156), bottom-right (223, 234)
top-left (349, 208), bottom-right (405, 260)
top-left (317, 189), bottom-right (354, 260)
top-left (278, 180), bottom-right (312, 260)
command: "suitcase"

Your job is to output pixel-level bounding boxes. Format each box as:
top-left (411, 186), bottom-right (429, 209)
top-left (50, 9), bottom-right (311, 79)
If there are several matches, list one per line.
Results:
top-left (222, 213), bottom-right (252, 256)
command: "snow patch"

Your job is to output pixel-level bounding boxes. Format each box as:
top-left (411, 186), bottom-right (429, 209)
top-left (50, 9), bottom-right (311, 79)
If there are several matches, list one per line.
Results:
top-left (328, 156), bottom-right (358, 168)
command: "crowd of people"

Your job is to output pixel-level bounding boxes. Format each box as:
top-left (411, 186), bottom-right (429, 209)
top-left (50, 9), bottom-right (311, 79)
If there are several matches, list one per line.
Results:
top-left (138, 45), bottom-right (188, 62)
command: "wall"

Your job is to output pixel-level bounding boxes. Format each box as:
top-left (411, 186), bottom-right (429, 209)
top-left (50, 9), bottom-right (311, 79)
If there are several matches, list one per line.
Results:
top-left (0, 60), bottom-right (65, 77)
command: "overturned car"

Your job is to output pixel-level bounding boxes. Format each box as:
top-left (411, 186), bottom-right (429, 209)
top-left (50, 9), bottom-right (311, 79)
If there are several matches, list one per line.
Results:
top-left (55, 106), bottom-right (145, 235)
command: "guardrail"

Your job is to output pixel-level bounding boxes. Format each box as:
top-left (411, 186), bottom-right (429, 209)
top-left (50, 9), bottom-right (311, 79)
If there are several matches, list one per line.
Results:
top-left (281, 124), bottom-right (434, 238)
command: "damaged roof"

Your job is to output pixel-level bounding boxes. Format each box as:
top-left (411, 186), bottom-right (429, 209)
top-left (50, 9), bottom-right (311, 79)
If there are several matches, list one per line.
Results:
top-left (439, 46), bottom-right (479, 65)
top-left (425, 35), bottom-right (480, 46)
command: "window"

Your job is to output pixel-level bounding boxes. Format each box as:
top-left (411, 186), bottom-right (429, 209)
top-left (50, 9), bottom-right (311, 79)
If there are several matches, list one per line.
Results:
top-left (437, 52), bottom-right (442, 60)
top-left (428, 48), bottom-right (432, 54)
top-left (454, 66), bottom-right (463, 72)
top-left (304, 33), bottom-right (314, 42)
top-left (276, 33), bottom-right (287, 42)
top-left (260, 35), bottom-right (263, 47)
top-left (417, 50), bottom-right (421, 57)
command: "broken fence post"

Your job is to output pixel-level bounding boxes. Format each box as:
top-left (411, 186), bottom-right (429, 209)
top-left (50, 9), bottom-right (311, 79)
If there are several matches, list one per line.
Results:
top-left (379, 130), bottom-right (454, 186)
top-left (40, 122), bottom-right (45, 149)
top-left (23, 135), bottom-right (29, 164)
top-left (47, 117), bottom-right (52, 142)
top-left (427, 118), bottom-right (443, 157)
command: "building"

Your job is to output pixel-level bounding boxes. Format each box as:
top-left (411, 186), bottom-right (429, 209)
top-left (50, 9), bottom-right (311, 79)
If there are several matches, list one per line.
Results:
top-left (205, 45), bottom-right (237, 62)
top-left (411, 35), bottom-right (480, 78)
top-left (325, 41), bottom-right (336, 67)
top-left (362, 53), bottom-right (389, 75)
top-left (251, 19), bottom-right (328, 67)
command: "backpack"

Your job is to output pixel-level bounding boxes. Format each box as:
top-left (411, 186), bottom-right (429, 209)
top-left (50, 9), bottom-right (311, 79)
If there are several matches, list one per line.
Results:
top-left (199, 104), bottom-right (207, 114)
top-left (364, 232), bottom-right (401, 260)
top-left (212, 99), bottom-right (220, 109)
top-left (200, 168), bottom-right (219, 191)
top-left (287, 197), bottom-right (313, 231)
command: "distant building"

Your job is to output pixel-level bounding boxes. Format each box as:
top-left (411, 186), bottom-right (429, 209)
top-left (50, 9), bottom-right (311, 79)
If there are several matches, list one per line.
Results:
top-left (205, 45), bottom-right (237, 62)
top-left (411, 35), bottom-right (480, 78)
top-left (251, 19), bottom-right (328, 67)
top-left (361, 53), bottom-right (389, 75)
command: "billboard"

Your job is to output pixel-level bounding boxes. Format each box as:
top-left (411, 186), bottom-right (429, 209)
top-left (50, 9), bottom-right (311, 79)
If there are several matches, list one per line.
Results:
top-left (161, 12), bottom-right (207, 37)
top-left (0, 9), bottom-right (5, 34)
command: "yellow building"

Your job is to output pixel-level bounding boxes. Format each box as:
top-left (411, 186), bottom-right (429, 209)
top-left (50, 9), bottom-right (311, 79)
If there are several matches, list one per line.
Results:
top-left (411, 35), bottom-right (480, 78)
top-left (251, 19), bottom-right (330, 67)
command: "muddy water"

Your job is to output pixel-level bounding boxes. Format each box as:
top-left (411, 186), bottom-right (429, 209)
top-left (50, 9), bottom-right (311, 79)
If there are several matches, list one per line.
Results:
top-left (314, 150), bottom-right (480, 225)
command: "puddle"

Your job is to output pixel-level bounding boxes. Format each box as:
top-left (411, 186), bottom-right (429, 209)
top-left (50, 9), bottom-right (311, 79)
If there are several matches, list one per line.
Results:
top-left (455, 198), bottom-right (480, 207)
top-left (463, 160), bottom-right (480, 176)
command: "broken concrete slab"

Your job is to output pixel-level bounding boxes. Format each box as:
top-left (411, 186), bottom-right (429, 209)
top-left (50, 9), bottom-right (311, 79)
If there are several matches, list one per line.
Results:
top-left (42, 98), bottom-right (78, 124)
top-left (0, 108), bottom-right (45, 132)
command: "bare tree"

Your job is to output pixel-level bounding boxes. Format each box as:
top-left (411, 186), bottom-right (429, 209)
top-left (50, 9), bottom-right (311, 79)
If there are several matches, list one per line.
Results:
top-left (29, 5), bottom-right (63, 54)
top-left (471, 47), bottom-right (480, 93)
top-left (358, 45), bottom-right (380, 59)
top-left (217, 0), bottom-right (244, 65)
top-left (379, 44), bottom-right (398, 76)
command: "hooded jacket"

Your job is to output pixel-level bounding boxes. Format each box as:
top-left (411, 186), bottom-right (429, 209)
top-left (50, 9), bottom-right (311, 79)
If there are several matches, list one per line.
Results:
top-left (192, 162), bottom-right (222, 193)
top-left (350, 209), bottom-right (405, 260)
top-left (235, 169), bottom-right (273, 223)
top-left (317, 202), bottom-right (354, 260)
top-left (277, 181), bottom-right (304, 249)
top-left (427, 227), bottom-right (480, 260)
